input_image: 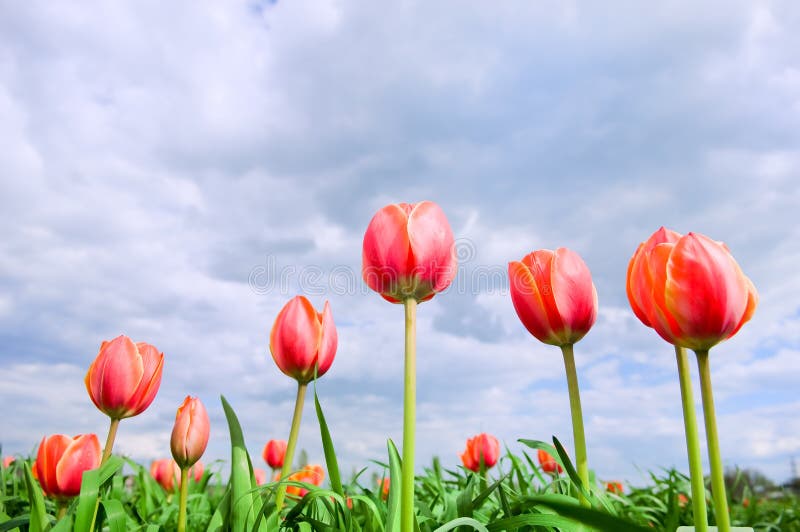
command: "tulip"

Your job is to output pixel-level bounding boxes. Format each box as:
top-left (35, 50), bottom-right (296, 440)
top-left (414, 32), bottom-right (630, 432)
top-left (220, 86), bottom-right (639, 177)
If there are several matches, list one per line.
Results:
top-left (170, 396), bottom-right (210, 469)
top-left (627, 228), bottom-right (758, 532)
top-left (85, 335), bottom-right (164, 465)
top-left (270, 296), bottom-right (337, 511)
top-left (270, 296), bottom-right (337, 384)
top-left (537, 449), bottom-right (563, 475)
top-left (508, 247), bottom-right (596, 504)
top-left (362, 201), bottom-right (457, 532)
top-left (678, 493), bottom-right (689, 507)
top-left (263, 439), bottom-right (287, 470)
top-left (254, 468), bottom-right (267, 486)
top-left (32, 434), bottom-right (101, 500)
top-left (150, 459), bottom-right (203, 492)
top-left (378, 477), bottom-right (390, 501)
top-left (362, 201), bottom-right (457, 304)
top-left (606, 481), bottom-right (624, 495)
top-left (285, 464), bottom-right (325, 498)
top-left (459, 433), bottom-right (500, 472)
top-left (2, 456), bottom-right (14, 468)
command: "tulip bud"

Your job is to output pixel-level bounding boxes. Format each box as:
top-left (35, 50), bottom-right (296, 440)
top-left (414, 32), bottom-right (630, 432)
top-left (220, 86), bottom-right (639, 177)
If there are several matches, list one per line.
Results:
top-left (378, 477), bottom-right (390, 500)
top-left (84, 335), bottom-right (164, 420)
top-left (263, 439), bottom-right (288, 469)
top-left (270, 296), bottom-right (337, 384)
top-left (33, 434), bottom-right (101, 499)
top-left (170, 396), bottom-right (210, 469)
top-left (459, 433), bottom-right (500, 472)
top-left (508, 248), bottom-right (598, 346)
top-left (362, 201), bottom-right (457, 303)
top-left (627, 228), bottom-right (758, 351)
top-left (537, 449), bottom-right (563, 475)
top-left (606, 481), bottom-right (624, 494)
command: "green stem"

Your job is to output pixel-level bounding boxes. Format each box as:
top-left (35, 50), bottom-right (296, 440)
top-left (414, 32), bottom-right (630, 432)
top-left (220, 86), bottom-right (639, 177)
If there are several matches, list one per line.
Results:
top-left (101, 418), bottom-right (120, 465)
top-left (560, 343), bottom-right (590, 506)
top-left (696, 349), bottom-right (730, 532)
top-left (274, 381), bottom-right (308, 511)
top-left (401, 298), bottom-right (417, 532)
top-left (177, 468), bottom-right (189, 532)
top-left (56, 502), bottom-right (68, 520)
top-left (675, 346), bottom-right (708, 532)
top-left (89, 417), bottom-right (121, 530)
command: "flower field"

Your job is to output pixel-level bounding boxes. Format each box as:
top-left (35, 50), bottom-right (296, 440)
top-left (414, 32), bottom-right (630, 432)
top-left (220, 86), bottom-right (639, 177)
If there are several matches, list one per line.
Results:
top-left (1, 202), bottom-right (797, 531)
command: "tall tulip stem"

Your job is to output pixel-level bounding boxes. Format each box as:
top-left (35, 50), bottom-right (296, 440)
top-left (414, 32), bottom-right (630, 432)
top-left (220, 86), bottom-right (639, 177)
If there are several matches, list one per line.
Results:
top-left (675, 346), bottom-right (708, 531)
top-left (401, 297), bottom-right (417, 532)
top-left (274, 381), bottom-right (308, 511)
top-left (177, 468), bottom-right (189, 532)
top-left (695, 349), bottom-right (730, 532)
top-left (560, 343), bottom-right (590, 506)
top-left (101, 418), bottom-right (120, 464)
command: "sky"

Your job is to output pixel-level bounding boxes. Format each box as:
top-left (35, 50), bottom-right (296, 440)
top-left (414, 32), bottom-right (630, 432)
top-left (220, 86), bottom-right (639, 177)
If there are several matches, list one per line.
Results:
top-left (1, 0), bottom-right (799, 487)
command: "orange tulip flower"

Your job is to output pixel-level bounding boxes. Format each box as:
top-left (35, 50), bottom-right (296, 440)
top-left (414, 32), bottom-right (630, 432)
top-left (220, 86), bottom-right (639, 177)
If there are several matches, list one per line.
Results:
top-left (32, 434), bottom-right (101, 499)
top-left (270, 296), bottom-right (337, 384)
top-left (170, 396), bottom-right (210, 469)
top-left (537, 449), bottom-right (563, 475)
top-left (459, 433), bottom-right (500, 472)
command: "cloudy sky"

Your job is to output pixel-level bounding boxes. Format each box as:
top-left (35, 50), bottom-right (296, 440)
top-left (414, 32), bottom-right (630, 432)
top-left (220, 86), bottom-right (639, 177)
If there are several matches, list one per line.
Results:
top-left (1, 0), bottom-right (799, 486)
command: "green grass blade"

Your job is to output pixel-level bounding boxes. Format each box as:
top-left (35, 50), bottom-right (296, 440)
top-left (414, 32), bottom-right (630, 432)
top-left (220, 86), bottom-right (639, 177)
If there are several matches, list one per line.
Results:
top-left (527, 496), bottom-right (652, 532)
top-left (99, 499), bottom-right (126, 532)
top-left (432, 517), bottom-right (489, 532)
top-left (314, 384), bottom-right (343, 497)
top-left (220, 395), bottom-right (262, 532)
top-left (385, 439), bottom-right (403, 532)
top-left (73, 456), bottom-right (124, 532)
top-left (22, 462), bottom-right (48, 532)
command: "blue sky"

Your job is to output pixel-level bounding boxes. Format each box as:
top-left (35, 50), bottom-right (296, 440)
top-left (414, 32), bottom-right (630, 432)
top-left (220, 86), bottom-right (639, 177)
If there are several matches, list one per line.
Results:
top-left (1, 1), bottom-right (799, 485)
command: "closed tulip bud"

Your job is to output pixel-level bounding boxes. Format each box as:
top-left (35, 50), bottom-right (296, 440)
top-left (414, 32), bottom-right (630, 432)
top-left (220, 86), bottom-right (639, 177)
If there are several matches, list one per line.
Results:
top-left (537, 449), bottom-right (563, 474)
top-left (33, 434), bottom-right (101, 499)
top-left (263, 439), bottom-right (287, 469)
top-left (627, 228), bottom-right (758, 351)
top-left (362, 201), bottom-right (457, 303)
top-left (270, 296), bottom-right (337, 383)
top-left (459, 433), bottom-right (500, 472)
top-left (508, 248), bottom-right (598, 346)
top-left (378, 477), bottom-right (390, 500)
top-left (85, 335), bottom-right (164, 420)
top-left (170, 396), bottom-right (210, 469)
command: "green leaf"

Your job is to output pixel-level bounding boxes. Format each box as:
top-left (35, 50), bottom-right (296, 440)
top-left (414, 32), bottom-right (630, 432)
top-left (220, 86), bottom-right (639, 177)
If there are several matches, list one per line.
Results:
top-left (385, 440), bottom-right (403, 532)
top-left (22, 462), bottom-right (49, 532)
top-left (74, 456), bottom-right (124, 532)
top-left (432, 517), bottom-right (489, 532)
top-left (99, 499), bottom-right (127, 532)
top-left (526, 496), bottom-right (652, 532)
top-left (314, 384), bottom-right (343, 497)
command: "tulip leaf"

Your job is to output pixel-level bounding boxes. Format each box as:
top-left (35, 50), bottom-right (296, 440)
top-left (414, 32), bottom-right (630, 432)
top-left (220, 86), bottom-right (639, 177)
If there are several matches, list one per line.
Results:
top-left (432, 517), bottom-right (489, 532)
top-left (22, 462), bottom-right (48, 532)
top-left (74, 456), bottom-right (124, 532)
top-left (385, 440), bottom-right (402, 532)
top-left (524, 496), bottom-right (652, 532)
top-left (220, 395), bottom-right (265, 532)
top-left (314, 384), bottom-right (343, 497)
top-left (205, 486), bottom-right (230, 532)
top-left (99, 499), bottom-right (126, 532)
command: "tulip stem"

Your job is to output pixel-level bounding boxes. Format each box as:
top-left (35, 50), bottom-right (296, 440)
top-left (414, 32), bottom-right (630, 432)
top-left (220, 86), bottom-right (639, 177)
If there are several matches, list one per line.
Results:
top-left (675, 346), bottom-right (708, 532)
top-left (56, 502), bottom-right (68, 520)
top-left (696, 349), bottom-right (730, 532)
top-left (401, 297), bottom-right (417, 532)
top-left (560, 343), bottom-right (590, 506)
top-left (274, 381), bottom-right (308, 512)
top-left (101, 418), bottom-right (120, 464)
top-left (177, 468), bottom-right (189, 532)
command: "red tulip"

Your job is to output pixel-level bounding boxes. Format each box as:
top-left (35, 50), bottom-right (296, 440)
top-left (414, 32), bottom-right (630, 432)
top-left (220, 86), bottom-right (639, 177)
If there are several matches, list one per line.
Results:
top-left (32, 434), bottom-right (101, 499)
top-left (85, 335), bottom-right (164, 420)
top-left (150, 459), bottom-right (203, 491)
top-left (606, 481), bottom-right (624, 494)
top-left (508, 248), bottom-right (597, 346)
top-left (627, 228), bottom-right (757, 351)
top-left (254, 468), bottom-right (267, 486)
top-left (170, 396), bottom-right (210, 469)
top-left (286, 464), bottom-right (325, 498)
top-left (263, 439), bottom-right (288, 469)
top-left (378, 477), bottom-right (390, 500)
top-left (537, 449), bottom-right (563, 474)
top-left (459, 433), bottom-right (500, 472)
top-left (362, 201), bottom-right (457, 303)
top-left (270, 296), bottom-right (337, 383)
top-left (678, 493), bottom-right (689, 507)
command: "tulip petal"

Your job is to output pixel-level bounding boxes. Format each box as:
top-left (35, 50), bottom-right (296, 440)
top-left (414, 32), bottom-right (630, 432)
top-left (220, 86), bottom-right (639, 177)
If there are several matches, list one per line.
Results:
top-left (647, 243), bottom-right (685, 345)
top-left (551, 248), bottom-right (597, 345)
top-left (407, 201), bottom-right (457, 294)
top-left (55, 434), bottom-right (101, 497)
top-left (664, 233), bottom-right (751, 350)
top-left (37, 435), bottom-right (71, 496)
top-left (93, 336), bottom-right (145, 417)
top-left (315, 301), bottom-right (338, 378)
top-left (127, 343), bottom-right (164, 417)
top-left (509, 259), bottom-right (561, 345)
top-left (362, 204), bottom-right (413, 298)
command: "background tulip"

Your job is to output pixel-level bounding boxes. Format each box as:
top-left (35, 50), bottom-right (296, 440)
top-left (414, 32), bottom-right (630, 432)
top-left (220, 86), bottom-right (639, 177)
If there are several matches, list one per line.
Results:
top-left (170, 396), bottom-right (210, 469)
top-left (362, 201), bottom-right (457, 303)
top-left (627, 229), bottom-right (757, 351)
top-left (379, 477), bottom-right (390, 500)
top-left (150, 459), bottom-right (203, 492)
top-left (85, 335), bottom-right (164, 421)
top-left (606, 481), bottom-right (624, 494)
top-left (263, 439), bottom-right (287, 470)
top-left (459, 433), bottom-right (500, 472)
top-left (254, 468), bottom-right (267, 486)
top-left (270, 296), bottom-right (337, 384)
top-left (537, 449), bottom-right (563, 474)
top-left (286, 464), bottom-right (325, 498)
top-left (508, 248), bottom-right (598, 347)
top-left (2, 456), bottom-right (14, 468)
top-left (33, 433), bottom-right (101, 499)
